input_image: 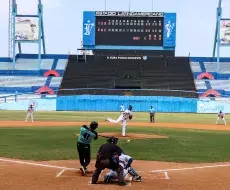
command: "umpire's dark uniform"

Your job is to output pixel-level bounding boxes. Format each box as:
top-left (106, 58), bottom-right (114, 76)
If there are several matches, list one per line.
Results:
top-left (91, 137), bottom-right (126, 186)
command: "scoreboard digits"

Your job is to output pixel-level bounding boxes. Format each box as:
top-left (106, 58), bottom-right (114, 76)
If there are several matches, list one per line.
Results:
top-left (96, 16), bottom-right (164, 46)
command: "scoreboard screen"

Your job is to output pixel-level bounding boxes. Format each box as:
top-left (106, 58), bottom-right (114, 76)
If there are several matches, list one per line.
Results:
top-left (95, 16), bottom-right (164, 46)
top-left (83, 11), bottom-right (176, 49)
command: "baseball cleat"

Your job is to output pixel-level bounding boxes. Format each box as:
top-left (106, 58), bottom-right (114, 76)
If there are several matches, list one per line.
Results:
top-left (132, 175), bottom-right (142, 182)
top-left (118, 181), bottom-right (128, 186)
top-left (80, 166), bottom-right (86, 176)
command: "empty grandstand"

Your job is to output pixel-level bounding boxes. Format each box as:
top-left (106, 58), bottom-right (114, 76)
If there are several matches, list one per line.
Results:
top-left (58, 54), bottom-right (197, 98)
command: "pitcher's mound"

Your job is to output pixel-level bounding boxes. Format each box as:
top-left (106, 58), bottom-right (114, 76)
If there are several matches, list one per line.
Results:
top-left (100, 133), bottom-right (168, 139)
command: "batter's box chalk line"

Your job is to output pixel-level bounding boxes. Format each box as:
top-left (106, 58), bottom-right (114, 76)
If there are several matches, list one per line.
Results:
top-left (0, 158), bottom-right (80, 172)
top-left (56, 169), bottom-right (66, 178)
top-left (150, 163), bottom-right (230, 173)
top-left (143, 172), bottom-right (169, 180)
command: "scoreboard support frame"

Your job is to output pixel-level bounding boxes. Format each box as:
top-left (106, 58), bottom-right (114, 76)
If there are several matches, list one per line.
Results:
top-left (10, 0), bottom-right (46, 70)
top-left (213, 0), bottom-right (230, 72)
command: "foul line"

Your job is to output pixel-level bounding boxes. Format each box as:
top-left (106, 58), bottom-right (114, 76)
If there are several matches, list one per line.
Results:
top-left (150, 163), bottom-right (230, 173)
top-left (56, 169), bottom-right (66, 177)
top-left (0, 158), bottom-right (79, 171)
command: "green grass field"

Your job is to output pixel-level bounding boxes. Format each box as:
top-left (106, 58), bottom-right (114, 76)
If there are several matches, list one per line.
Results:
top-left (0, 110), bottom-right (224, 124)
top-left (0, 111), bottom-right (229, 163)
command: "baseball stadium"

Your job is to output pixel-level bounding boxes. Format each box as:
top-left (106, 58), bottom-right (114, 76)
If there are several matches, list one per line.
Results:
top-left (1, 0), bottom-right (230, 189)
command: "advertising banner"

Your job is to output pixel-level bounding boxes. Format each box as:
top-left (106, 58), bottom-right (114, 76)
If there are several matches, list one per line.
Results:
top-left (197, 100), bottom-right (230, 113)
top-left (15, 17), bottom-right (39, 41)
top-left (220, 20), bottom-right (230, 45)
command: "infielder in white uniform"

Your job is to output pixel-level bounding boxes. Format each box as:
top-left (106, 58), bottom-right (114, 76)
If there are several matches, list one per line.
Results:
top-left (216, 111), bottom-right (227, 125)
top-left (120, 104), bottom-right (125, 113)
top-left (106, 105), bottom-right (133, 137)
top-left (104, 152), bottom-right (142, 183)
top-left (25, 105), bottom-right (34, 122)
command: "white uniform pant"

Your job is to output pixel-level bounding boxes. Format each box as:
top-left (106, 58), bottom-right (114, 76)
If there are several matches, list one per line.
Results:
top-left (25, 113), bottom-right (34, 122)
top-left (106, 168), bottom-right (129, 179)
top-left (107, 115), bottom-right (127, 136)
top-left (216, 117), bottom-right (227, 125)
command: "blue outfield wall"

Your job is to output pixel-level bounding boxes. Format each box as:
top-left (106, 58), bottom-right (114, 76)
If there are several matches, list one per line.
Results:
top-left (0, 98), bottom-right (56, 111)
top-left (56, 95), bottom-right (197, 113)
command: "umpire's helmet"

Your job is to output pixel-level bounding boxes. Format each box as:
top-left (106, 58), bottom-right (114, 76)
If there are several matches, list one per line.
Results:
top-left (90, 121), bottom-right (98, 130)
top-left (108, 136), bottom-right (118, 144)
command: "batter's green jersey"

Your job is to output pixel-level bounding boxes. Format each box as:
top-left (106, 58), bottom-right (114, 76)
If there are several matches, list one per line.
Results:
top-left (78, 125), bottom-right (97, 144)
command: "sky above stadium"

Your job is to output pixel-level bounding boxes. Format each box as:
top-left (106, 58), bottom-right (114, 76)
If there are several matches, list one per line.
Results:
top-left (0, 0), bottom-right (230, 57)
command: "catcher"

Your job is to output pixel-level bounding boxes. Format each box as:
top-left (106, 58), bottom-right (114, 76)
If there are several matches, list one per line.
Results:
top-left (104, 151), bottom-right (142, 183)
top-left (216, 111), bottom-right (227, 125)
top-left (105, 105), bottom-right (133, 137)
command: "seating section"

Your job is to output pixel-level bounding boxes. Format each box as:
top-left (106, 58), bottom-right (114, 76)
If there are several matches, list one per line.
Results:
top-left (15, 59), bottom-right (39, 70)
top-left (50, 77), bottom-right (62, 87)
top-left (190, 58), bottom-right (230, 97)
top-left (5, 76), bottom-right (47, 87)
top-left (0, 62), bottom-right (12, 70)
top-left (0, 55), bottom-right (68, 96)
top-left (195, 80), bottom-right (207, 90)
top-left (219, 62), bottom-right (230, 73)
top-left (56, 59), bottom-right (68, 70)
top-left (190, 62), bottom-right (201, 72)
top-left (203, 62), bottom-right (217, 72)
top-left (59, 55), bottom-right (197, 97)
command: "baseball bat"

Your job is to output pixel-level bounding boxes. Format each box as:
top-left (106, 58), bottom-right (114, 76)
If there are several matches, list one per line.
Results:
top-left (98, 134), bottom-right (111, 138)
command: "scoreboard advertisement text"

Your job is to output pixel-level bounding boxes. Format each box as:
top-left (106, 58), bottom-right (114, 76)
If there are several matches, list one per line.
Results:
top-left (83, 11), bottom-right (176, 50)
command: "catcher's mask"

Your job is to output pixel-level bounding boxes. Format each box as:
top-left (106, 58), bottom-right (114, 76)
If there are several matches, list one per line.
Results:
top-left (108, 136), bottom-right (118, 144)
top-left (90, 121), bottom-right (98, 130)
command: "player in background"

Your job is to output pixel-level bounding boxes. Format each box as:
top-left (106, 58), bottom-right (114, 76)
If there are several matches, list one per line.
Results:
top-left (149, 106), bottom-right (155, 123)
top-left (216, 111), bottom-right (227, 125)
top-left (104, 151), bottom-right (142, 183)
top-left (77, 121), bottom-right (98, 175)
top-left (105, 105), bottom-right (133, 137)
top-left (25, 104), bottom-right (34, 122)
top-left (120, 104), bottom-right (125, 113)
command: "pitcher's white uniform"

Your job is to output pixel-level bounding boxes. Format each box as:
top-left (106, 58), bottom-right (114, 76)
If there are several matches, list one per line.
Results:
top-left (25, 105), bottom-right (34, 122)
top-left (106, 105), bottom-right (133, 137)
top-left (216, 111), bottom-right (227, 125)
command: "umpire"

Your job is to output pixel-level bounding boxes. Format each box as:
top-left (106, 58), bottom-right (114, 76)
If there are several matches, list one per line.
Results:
top-left (149, 106), bottom-right (155, 123)
top-left (91, 137), bottom-right (127, 186)
top-left (77, 121), bottom-right (98, 176)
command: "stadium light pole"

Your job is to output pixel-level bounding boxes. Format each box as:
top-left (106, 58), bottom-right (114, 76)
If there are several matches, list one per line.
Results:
top-left (104, 0), bottom-right (106, 11)
top-left (129, 0), bottom-right (131, 12)
top-left (152, 0), bottom-right (154, 12)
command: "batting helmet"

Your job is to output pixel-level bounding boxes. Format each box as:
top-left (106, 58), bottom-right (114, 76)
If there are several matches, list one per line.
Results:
top-left (90, 121), bottom-right (98, 130)
top-left (108, 136), bottom-right (118, 144)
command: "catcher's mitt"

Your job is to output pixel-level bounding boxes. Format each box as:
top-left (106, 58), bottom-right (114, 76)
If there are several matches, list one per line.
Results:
top-left (129, 115), bottom-right (133, 120)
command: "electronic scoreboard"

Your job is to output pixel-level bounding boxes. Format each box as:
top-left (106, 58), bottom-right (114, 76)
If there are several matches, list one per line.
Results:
top-left (83, 11), bottom-right (176, 50)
